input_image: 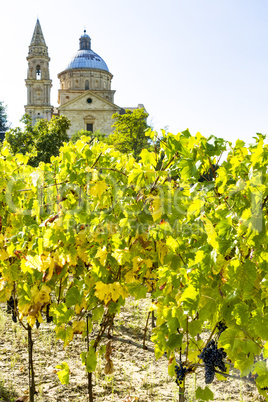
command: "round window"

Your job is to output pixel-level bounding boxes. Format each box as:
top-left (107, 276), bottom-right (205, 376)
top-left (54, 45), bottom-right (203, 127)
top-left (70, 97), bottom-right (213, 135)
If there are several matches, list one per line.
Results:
top-left (87, 98), bottom-right (92, 104)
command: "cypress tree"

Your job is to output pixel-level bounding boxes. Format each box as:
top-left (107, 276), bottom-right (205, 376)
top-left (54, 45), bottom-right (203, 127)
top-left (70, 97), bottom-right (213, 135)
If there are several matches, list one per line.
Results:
top-left (0, 102), bottom-right (8, 141)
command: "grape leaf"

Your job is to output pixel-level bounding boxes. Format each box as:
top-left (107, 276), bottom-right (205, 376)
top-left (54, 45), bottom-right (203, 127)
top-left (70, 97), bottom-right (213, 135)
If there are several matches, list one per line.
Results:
top-left (195, 386), bottom-right (214, 400)
top-left (56, 362), bottom-right (70, 384)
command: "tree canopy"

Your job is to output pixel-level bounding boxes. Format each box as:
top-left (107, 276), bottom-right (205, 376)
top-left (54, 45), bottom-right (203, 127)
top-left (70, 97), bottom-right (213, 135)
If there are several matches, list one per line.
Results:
top-left (5, 114), bottom-right (70, 166)
top-left (0, 102), bottom-right (8, 140)
top-left (108, 108), bottom-right (150, 159)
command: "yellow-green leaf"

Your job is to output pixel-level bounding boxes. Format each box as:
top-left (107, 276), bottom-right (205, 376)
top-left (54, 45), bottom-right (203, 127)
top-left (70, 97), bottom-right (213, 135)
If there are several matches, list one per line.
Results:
top-left (151, 196), bottom-right (162, 222)
top-left (56, 362), bottom-right (70, 384)
top-left (203, 217), bottom-right (219, 250)
top-left (91, 180), bottom-right (107, 198)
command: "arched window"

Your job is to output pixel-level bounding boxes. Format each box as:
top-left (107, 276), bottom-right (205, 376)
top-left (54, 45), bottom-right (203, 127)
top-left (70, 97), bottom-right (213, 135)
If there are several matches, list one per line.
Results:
top-left (85, 80), bottom-right (89, 90)
top-left (36, 65), bottom-right (41, 80)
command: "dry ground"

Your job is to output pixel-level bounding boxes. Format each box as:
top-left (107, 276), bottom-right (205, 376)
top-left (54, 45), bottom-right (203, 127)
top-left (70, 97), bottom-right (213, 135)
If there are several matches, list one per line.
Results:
top-left (0, 298), bottom-right (265, 402)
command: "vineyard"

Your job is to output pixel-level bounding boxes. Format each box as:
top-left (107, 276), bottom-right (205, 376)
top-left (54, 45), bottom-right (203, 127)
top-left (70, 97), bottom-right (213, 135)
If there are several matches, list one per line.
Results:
top-left (0, 297), bottom-right (264, 401)
top-left (1, 129), bottom-right (268, 401)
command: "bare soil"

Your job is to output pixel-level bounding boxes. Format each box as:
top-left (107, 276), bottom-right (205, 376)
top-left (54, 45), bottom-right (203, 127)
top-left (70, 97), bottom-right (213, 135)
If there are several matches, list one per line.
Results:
top-left (0, 298), bottom-right (265, 402)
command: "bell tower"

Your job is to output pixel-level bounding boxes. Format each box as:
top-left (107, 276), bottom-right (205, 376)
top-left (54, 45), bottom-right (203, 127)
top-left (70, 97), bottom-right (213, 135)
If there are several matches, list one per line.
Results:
top-left (25, 19), bottom-right (53, 124)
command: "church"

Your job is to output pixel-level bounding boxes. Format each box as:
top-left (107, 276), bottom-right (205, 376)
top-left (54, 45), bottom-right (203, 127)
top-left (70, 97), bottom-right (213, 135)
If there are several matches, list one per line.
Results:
top-left (25, 19), bottom-right (144, 137)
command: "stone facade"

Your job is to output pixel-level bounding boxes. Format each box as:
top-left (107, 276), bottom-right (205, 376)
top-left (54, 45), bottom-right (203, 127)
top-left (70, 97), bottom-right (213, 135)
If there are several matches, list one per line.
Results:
top-left (57, 90), bottom-right (121, 135)
top-left (26, 20), bottom-right (143, 137)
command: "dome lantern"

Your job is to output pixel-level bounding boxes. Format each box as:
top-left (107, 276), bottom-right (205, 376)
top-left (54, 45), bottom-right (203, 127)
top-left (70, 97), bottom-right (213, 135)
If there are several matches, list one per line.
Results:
top-left (79, 30), bottom-right (91, 50)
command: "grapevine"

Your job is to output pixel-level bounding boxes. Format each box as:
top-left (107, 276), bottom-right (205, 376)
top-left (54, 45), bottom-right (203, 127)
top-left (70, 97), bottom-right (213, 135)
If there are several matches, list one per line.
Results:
top-left (0, 129), bottom-right (268, 400)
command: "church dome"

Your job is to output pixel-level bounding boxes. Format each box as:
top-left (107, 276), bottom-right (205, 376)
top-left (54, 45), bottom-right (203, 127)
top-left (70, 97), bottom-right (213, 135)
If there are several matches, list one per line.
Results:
top-left (65, 30), bottom-right (109, 72)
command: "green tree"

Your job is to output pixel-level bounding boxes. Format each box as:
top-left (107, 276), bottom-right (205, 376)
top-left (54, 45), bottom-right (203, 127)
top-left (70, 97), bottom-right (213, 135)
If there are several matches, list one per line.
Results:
top-left (0, 102), bottom-right (8, 140)
top-left (108, 108), bottom-right (150, 159)
top-left (5, 114), bottom-right (70, 166)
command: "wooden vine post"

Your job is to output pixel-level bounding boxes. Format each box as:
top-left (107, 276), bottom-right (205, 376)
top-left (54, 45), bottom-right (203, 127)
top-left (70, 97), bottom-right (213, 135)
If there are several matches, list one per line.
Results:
top-left (27, 324), bottom-right (35, 402)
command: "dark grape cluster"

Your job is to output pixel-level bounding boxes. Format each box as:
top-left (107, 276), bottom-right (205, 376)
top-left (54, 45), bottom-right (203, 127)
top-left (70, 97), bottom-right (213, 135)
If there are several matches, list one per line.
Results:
top-left (46, 304), bottom-right (53, 323)
top-left (6, 296), bottom-right (53, 327)
top-left (217, 321), bottom-right (227, 336)
top-left (35, 304), bottom-right (53, 327)
top-left (175, 362), bottom-right (192, 386)
top-left (7, 296), bottom-right (17, 323)
top-left (198, 340), bottom-right (227, 384)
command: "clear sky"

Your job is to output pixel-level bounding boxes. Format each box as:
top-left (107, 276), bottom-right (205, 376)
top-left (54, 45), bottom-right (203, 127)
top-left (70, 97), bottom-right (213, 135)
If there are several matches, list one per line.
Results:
top-left (1, 0), bottom-right (268, 144)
